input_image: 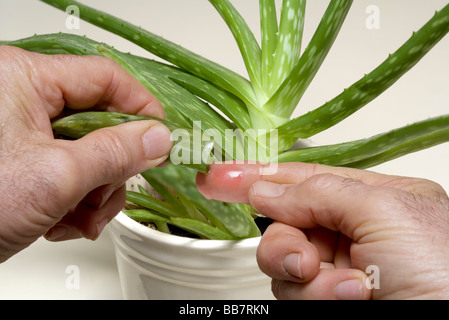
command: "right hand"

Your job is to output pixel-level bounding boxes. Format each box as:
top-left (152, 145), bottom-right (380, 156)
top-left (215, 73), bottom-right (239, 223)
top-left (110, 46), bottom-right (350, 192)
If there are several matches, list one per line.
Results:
top-left (196, 162), bottom-right (449, 299)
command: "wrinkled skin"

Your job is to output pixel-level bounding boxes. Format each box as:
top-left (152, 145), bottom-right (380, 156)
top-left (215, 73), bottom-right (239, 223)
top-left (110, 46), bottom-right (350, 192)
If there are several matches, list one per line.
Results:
top-left (197, 162), bottom-right (449, 300)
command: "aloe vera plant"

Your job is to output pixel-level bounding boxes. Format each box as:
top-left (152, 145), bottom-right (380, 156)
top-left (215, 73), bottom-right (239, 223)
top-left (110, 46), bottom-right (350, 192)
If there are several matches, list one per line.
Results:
top-left (3, 0), bottom-right (449, 240)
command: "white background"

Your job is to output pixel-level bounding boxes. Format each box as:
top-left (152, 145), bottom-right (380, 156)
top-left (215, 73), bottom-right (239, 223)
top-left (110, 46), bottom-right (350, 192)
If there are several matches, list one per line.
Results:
top-left (0, 0), bottom-right (448, 299)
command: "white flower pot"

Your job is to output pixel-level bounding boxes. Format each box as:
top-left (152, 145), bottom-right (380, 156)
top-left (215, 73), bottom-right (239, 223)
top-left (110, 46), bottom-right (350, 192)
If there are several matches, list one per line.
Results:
top-left (109, 213), bottom-right (273, 300)
top-left (108, 175), bottom-right (274, 300)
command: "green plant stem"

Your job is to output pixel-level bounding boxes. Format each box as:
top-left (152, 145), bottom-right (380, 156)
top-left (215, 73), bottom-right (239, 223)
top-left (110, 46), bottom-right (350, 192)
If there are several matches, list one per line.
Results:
top-left (277, 2), bottom-right (449, 146)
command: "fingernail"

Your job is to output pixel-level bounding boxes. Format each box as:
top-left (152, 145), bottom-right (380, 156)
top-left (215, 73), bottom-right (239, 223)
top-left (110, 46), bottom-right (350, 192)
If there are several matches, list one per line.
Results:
top-left (334, 279), bottom-right (364, 300)
top-left (95, 218), bottom-right (109, 240)
top-left (252, 181), bottom-right (287, 198)
top-left (142, 125), bottom-right (173, 160)
top-left (46, 225), bottom-right (69, 241)
top-left (282, 253), bottom-right (303, 279)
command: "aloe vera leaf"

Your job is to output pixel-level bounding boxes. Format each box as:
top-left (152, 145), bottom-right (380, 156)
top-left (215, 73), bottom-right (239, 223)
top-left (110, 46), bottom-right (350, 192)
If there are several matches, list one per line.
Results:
top-left (277, 114), bottom-right (449, 168)
top-left (137, 184), bottom-right (150, 196)
top-left (123, 209), bottom-right (170, 224)
top-left (347, 127), bottom-right (449, 170)
top-left (97, 44), bottom-right (234, 132)
top-left (51, 111), bottom-right (212, 173)
top-left (126, 191), bottom-right (186, 219)
top-left (209, 0), bottom-right (264, 100)
top-left (175, 191), bottom-right (210, 224)
top-left (169, 218), bottom-right (236, 240)
top-left (124, 209), bottom-right (233, 239)
top-left (260, 0), bottom-right (278, 92)
top-left (0, 33), bottom-right (99, 55)
top-left (96, 44), bottom-right (244, 162)
top-left (277, 3), bottom-right (449, 145)
top-left (141, 169), bottom-right (230, 234)
top-left (123, 210), bottom-right (171, 234)
top-left (140, 59), bottom-right (253, 131)
top-left (95, 42), bottom-right (252, 132)
top-left (143, 165), bottom-right (261, 239)
top-left (153, 221), bottom-right (171, 234)
top-left (264, 0), bottom-right (353, 119)
top-left (39, 0), bottom-right (258, 106)
top-left (139, 173), bottom-right (181, 209)
top-left (267, 0), bottom-right (306, 97)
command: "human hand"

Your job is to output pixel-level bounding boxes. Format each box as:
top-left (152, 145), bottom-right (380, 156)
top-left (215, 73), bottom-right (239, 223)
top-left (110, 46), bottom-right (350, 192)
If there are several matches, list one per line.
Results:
top-left (0, 46), bottom-right (173, 263)
top-left (196, 162), bottom-right (449, 299)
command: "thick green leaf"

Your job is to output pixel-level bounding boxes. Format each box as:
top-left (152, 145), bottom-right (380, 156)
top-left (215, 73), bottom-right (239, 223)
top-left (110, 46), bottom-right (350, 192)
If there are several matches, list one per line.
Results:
top-left (39, 0), bottom-right (258, 106)
top-left (264, 0), bottom-right (353, 118)
top-left (277, 2), bottom-right (449, 144)
top-left (277, 115), bottom-right (449, 168)
top-left (124, 210), bottom-right (233, 239)
top-left (123, 209), bottom-right (171, 224)
top-left (143, 165), bottom-right (261, 239)
top-left (260, 0), bottom-right (278, 92)
top-left (97, 44), bottom-right (236, 139)
top-left (170, 218), bottom-right (236, 240)
top-left (140, 170), bottom-right (231, 235)
top-left (126, 191), bottom-right (185, 219)
top-left (209, 0), bottom-right (264, 100)
top-left (267, 0), bottom-right (306, 96)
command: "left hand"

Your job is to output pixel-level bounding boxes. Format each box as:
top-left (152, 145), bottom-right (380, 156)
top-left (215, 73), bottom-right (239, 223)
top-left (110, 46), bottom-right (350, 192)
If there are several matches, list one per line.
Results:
top-left (0, 46), bottom-right (173, 263)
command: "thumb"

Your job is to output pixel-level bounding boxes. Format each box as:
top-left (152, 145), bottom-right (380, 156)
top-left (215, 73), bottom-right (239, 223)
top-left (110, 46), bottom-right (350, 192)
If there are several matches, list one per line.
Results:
top-left (44, 120), bottom-right (172, 242)
top-left (64, 120), bottom-right (173, 195)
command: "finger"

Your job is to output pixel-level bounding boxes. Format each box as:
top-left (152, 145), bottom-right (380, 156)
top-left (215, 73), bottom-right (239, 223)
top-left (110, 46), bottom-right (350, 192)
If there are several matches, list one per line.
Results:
top-left (28, 50), bottom-right (165, 119)
top-left (195, 162), bottom-right (437, 204)
top-left (272, 268), bottom-right (371, 300)
top-left (257, 222), bottom-right (321, 283)
top-left (45, 184), bottom-right (126, 241)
